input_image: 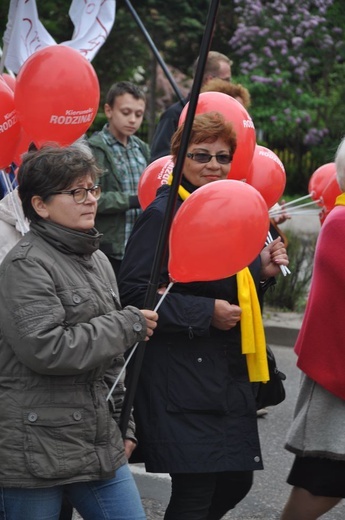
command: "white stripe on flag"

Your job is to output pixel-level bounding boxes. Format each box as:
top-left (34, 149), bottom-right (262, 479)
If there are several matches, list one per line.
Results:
top-left (4, 0), bottom-right (56, 74)
top-left (64, 0), bottom-right (116, 61)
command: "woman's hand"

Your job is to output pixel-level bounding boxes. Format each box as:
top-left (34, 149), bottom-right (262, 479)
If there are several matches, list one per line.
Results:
top-left (140, 309), bottom-right (159, 340)
top-left (211, 300), bottom-right (242, 330)
top-left (260, 236), bottom-right (289, 279)
top-left (124, 439), bottom-right (137, 459)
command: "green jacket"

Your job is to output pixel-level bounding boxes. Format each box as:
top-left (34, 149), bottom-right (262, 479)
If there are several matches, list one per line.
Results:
top-left (0, 220), bottom-right (148, 488)
top-left (88, 130), bottom-right (150, 260)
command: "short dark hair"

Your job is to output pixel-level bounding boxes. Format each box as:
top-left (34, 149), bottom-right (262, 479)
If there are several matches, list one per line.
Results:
top-left (105, 81), bottom-right (146, 107)
top-left (18, 141), bottom-right (102, 223)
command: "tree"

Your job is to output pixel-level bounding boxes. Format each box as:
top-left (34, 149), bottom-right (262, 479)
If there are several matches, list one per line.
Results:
top-left (229, 0), bottom-right (345, 193)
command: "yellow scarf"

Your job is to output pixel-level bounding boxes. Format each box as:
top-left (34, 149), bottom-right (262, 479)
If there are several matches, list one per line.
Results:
top-left (335, 193), bottom-right (345, 206)
top-left (167, 174), bottom-right (269, 382)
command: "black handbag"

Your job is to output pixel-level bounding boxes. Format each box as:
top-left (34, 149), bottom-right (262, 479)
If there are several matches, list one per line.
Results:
top-left (255, 345), bottom-right (286, 409)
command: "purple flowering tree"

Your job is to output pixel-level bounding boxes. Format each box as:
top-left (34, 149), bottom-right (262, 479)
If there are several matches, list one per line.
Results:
top-left (229, 0), bottom-right (345, 191)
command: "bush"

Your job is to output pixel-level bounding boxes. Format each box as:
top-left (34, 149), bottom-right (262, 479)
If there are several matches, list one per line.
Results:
top-left (264, 230), bottom-right (317, 312)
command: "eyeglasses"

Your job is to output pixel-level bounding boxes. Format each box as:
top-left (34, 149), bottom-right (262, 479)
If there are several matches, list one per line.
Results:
top-left (186, 152), bottom-right (232, 165)
top-left (51, 185), bottom-right (101, 204)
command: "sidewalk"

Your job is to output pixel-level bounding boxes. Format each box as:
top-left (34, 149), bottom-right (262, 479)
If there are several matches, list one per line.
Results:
top-left (263, 208), bottom-right (320, 347)
top-left (263, 308), bottom-right (303, 347)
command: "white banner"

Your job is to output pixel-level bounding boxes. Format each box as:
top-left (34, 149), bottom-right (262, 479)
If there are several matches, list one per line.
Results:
top-left (3, 0), bottom-right (116, 74)
top-left (3, 0), bottom-right (56, 74)
top-left (66, 0), bottom-right (116, 61)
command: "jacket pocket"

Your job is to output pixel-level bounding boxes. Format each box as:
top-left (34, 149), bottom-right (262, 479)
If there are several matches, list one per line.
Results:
top-left (58, 288), bottom-right (94, 323)
top-left (23, 406), bottom-right (90, 479)
top-left (166, 346), bottom-right (229, 415)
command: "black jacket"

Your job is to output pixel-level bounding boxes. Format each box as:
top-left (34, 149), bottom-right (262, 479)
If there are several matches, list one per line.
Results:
top-left (118, 185), bottom-right (264, 473)
top-left (150, 96), bottom-right (189, 162)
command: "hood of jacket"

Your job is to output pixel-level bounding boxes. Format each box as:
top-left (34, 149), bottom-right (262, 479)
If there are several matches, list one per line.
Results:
top-left (30, 219), bottom-right (102, 257)
top-left (0, 189), bottom-right (29, 233)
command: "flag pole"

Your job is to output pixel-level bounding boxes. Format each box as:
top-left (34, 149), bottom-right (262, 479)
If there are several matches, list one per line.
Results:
top-left (123, 0), bottom-right (185, 106)
top-left (119, 0), bottom-right (221, 437)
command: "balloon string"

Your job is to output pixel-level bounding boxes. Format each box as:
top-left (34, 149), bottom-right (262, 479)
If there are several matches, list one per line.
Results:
top-left (106, 281), bottom-right (174, 401)
top-left (271, 209), bottom-right (321, 216)
top-left (269, 198), bottom-right (321, 217)
top-left (276, 193), bottom-right (312, 208)
top-left (265, 231), bottom-right (291, 277)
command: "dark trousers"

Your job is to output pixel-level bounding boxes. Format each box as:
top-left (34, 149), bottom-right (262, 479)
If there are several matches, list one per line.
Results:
top-left (164, 471), bottom-right (253, 520)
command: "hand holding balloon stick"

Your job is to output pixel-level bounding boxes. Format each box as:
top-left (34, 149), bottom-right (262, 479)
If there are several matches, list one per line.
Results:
top-left (265, 231), bottom-right (291, 276)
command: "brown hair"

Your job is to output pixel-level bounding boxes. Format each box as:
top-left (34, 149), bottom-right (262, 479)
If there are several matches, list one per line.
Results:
top-left (18, 140), bottom-right (101, 223)
top-left (105, 81), bottom-right (146, 108)
top-left (170, 112), bottom-right (237, 162)
top-left (201, 78), bottom-right (251, 109)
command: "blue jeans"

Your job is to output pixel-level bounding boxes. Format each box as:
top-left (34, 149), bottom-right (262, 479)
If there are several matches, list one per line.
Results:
top-left (0, 463), bottom-right (146, 520)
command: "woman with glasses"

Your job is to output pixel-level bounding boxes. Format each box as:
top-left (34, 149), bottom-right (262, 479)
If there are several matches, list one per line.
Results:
top-left (0, 141), bottom-right (158, 520)
top-left (118, 112), bottom-right (289, 519)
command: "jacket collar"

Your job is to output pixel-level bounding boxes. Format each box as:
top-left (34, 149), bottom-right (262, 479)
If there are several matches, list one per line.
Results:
top-left (31, 220), bottom-right (102, 257)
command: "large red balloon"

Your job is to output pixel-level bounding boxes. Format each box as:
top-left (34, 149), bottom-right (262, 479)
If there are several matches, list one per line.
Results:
top-left (15, 45), bottom-right (100, 147)
top-left (321, 172), bottom-right (342, 211)
top-left (246, 145), bottom-right (286, 209)
top-left (179, 92), bottom-right (256, 181)
top-left (0, 81), bottom-right (21, 169)
top-left (138, 155), bottom-right (174, 209)
top-left (308, 162), bottom-right (336, 207)
top-left (13, 128), bottom-right (33, 166)
top-left (0, 73), bottom-right (16, 92)
top-left (168, 180), bottom-right (269, 283)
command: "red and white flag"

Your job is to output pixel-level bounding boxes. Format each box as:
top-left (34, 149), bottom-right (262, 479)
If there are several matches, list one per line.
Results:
top-left (3, 0), bottom-right (56, 74)
top-left (2, 0), bottom-right (116, 74)
top-left (66, 0), bottom-right (116, 61)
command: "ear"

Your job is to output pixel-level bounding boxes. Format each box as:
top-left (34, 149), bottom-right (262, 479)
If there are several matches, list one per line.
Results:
top-left (104, 103), bottom-right (112, 119)
top-left (31, 195), bottom-right (50, 219)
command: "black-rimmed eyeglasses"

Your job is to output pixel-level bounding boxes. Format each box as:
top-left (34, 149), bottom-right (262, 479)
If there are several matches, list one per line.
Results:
top-left (51, 185), bottom-right (101, 204)
top-left (186, 152), bottom-right (232, 165)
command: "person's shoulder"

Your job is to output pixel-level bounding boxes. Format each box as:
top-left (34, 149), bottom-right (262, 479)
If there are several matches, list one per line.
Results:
top-left (160, 97), bottom-right (187, 119)
top-left (88, 127), bottom-right (106, 147)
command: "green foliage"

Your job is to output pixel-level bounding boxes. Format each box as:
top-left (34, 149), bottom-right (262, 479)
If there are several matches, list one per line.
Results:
top-left (265, 230), bottom-right (317, 312)
top-left (2, 0), bottom-right (345, 195)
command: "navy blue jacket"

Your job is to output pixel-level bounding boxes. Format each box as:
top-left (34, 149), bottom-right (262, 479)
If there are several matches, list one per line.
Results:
top-left (118, 185), bottom-right (264, 473)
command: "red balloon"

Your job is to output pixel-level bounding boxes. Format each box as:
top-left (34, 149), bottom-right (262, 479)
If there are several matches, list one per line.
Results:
top-left (13, 128), bottom-right (33, 166)
top-left (138, 155), bottom-right (174, 209)
top-left (0, 81), bottom-right (21, 169)
top-left (0, 73), bottom-right (16, 92)
top-left (320, 172), bottom-right (342, 211)
top-left (15, 45), bottom-right (100, 147)
top-left (246, 145), bottom-right (286, 209)
top-left (168, 180), bottom-right (269, 282)
top-left (308, 162), bottom-right (336, 207)
top-left (179, 92), bottom-right (256, 181)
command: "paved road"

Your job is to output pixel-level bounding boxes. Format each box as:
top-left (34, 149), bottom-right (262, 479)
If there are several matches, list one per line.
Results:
top-left (131, 345), bottom-right (345, 520)
top-left (73, 344), bottom-right (345, 519)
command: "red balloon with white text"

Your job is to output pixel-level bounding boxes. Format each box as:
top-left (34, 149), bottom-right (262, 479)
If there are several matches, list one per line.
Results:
top-left (179, 92), bottom-right (256, 181)
top-left (138, 156), bottom-right (174, 209)
top-left (0, 81), bottom-right (21, 169)
top-left (15, 45), bottom-right (100, 147)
